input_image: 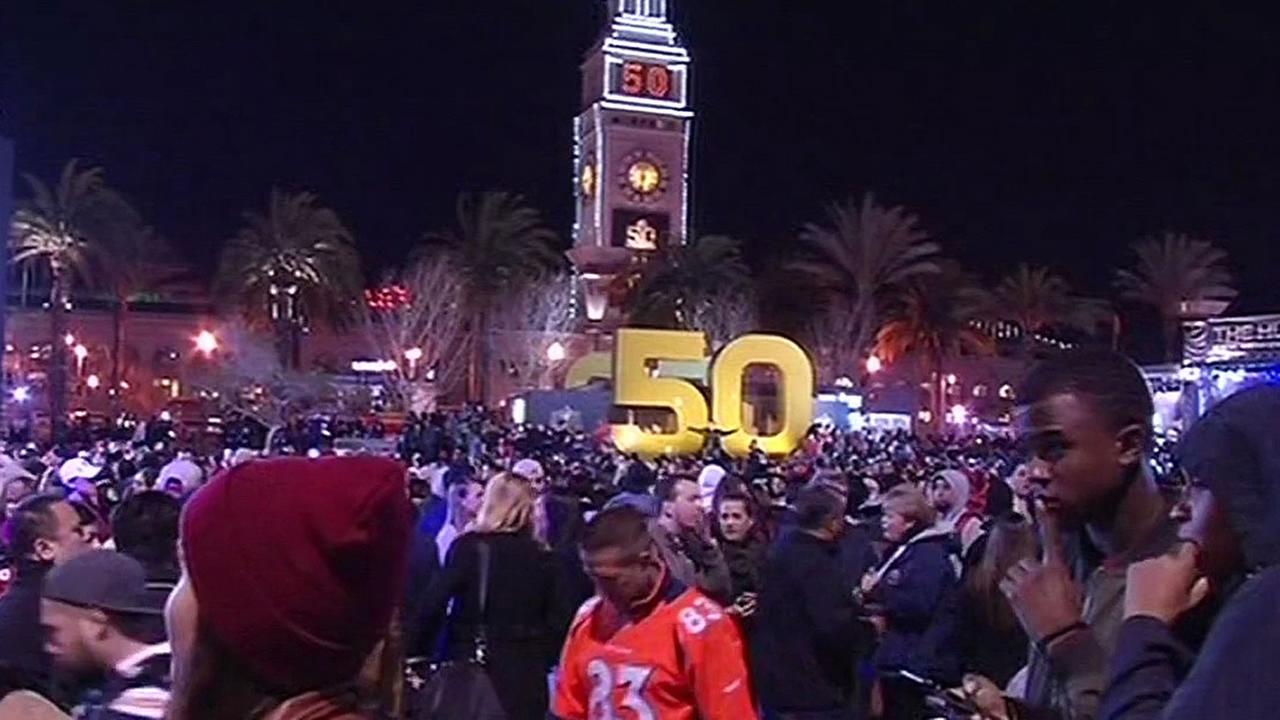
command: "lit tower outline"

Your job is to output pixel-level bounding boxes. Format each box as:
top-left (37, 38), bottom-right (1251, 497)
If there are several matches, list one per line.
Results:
top-left (569, 0), bottom-right (692, 325)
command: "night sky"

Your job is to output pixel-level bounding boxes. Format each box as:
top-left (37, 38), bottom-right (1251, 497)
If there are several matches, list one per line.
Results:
top-left (3, 3), bottom-right (1278, 334)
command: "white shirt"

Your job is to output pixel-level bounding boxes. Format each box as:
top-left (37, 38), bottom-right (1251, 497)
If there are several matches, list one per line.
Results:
top-left (436, 522), bottom-right (461, 565)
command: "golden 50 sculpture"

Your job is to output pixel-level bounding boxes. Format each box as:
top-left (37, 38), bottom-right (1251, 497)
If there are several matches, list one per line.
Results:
top-left (608, 328), bottom-right (814, 457)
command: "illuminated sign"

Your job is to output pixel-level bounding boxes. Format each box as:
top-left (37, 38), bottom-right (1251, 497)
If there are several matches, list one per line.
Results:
top-left (612, 328), bottom-right (814, 457)
top-left (1184, 315), bottom-right (1280, 365)
top-left (612, 210), bottom-right (668, 250)
top-left (351, 359), bottom-right (398, 373)
top-left (615, 61), bottom-right (674, 100)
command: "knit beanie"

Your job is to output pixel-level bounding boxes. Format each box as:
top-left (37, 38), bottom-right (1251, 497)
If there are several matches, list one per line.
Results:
top-left (181, 456), bottom-right (413, 693)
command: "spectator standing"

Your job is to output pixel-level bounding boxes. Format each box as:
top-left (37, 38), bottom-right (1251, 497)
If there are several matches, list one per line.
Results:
top-left (1100, 385), bottom-right (1280, 719)
top-left (436, 470), bottom-right (484, 565)
top-left (601, 461), bottom-right (661, 518)
top-left (165, 457), bottom-right (412, 720)
top-left (1, 476), bottom-right (33, 523)
top-left (552, 506), bottom-right (757, 719)
top-left (955, 513), bottom-right (1035, 687)
top-left (967, 350), bottom-right (1181, 720)
top-left (40, 550), bottom-right (172, 719)
top-left (650, 475), bottom-right (731, 604)
top-left (861, 485), bottom-right (961, 720)
top-left (929, 469), bottom-right (984, 553)
top-left (417, 473), bottom-right (569, 720)
top-left (714, 488), bottom-right (768, 609)
top-left (110, 491), bottom-right (182, 641)
top-left (0, 494), bottom-right (92, 700)
top-left (751, 485), bottom-right (864, 720)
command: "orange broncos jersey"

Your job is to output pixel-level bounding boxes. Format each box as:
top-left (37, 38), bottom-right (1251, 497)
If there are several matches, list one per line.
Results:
top-left (552, 580), bottom-right (758, 720)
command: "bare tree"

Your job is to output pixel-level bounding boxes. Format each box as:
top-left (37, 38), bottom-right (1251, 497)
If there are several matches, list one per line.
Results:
top-left (491, 274), bottom-right (577, 391)
top-left (189, 320), bottom-right (341, 449)
top-left (689, 288), bottom-right (758, 351)
top-left (360, 254), bottom-right (470, 411)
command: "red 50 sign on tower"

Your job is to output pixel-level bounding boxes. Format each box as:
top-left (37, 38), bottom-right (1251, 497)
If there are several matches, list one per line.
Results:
top-left (610, 329), bottom-right (815, 458)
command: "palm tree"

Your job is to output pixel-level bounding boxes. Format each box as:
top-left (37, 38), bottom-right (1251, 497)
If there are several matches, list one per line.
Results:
top-left (9, 159), bottom-right (139, 440)
top-left (424, 192), bottom-right (560, 402)
top-left (99, 227), bottom-right (194, 411)
top-left (791, 192), bottom-right (942, 373)
top-left (632, 234), bottom-right (751, 328)
top-left (217, 189), bottom-right (363, 369)
top-left (992, 264), bottom-right (1111, 356)
top-left (1114, 233), bottom-right (1237, 361)
top-left (874, 262), bottom-right (994, 427)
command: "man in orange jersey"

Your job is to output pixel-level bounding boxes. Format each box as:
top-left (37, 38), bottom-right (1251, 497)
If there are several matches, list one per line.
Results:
top-left (552, 505), bottom-right (758, 720)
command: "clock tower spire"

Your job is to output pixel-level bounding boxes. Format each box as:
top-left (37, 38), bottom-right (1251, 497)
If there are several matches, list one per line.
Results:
top-left (570, 0), bottom-right (692, 323)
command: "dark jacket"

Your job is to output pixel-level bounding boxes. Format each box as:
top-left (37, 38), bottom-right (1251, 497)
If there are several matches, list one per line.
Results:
top-left (864, 526), bottom-right (962, 684)
top-left (650, 522), bottom-right (732, 605)
top-left (721, 535), bottom-right (768, 601)
top-left (1101, 386), bottom-right (1280, 720)
top-left (751, 530), bottom-right (864, 712)
top-left (418, 531), bottom-right (570, 720)
top-left (838, 520), bottom-right (881, 588)
top-left (0, 559), bottom-right (51, 698)
top-left (955, 579), bottom-right (1029, 687)
top-left (402, 520), bottom-right (442, 658)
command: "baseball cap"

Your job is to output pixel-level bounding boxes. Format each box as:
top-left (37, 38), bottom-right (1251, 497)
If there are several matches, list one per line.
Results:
top-left (42, 549), bottom-right (158, 615)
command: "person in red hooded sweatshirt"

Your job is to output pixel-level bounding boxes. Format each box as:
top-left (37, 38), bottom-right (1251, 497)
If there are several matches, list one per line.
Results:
top-left (163, 456), bottom-right (413, 720)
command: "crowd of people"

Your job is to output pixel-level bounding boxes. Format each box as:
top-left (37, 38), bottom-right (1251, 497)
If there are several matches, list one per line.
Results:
top-left (0, 348), bottom-right (1276, 719)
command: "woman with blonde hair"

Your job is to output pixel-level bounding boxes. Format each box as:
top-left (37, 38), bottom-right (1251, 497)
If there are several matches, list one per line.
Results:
top-left (416, 473), bottom-right (570, 720)
top-left (472, 472), bottom-right (537, 535)
top-left (861, 484), bottom-right (962, 720)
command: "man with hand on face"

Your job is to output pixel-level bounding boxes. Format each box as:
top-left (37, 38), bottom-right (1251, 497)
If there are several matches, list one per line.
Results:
top-left (965, 350), bottom-right (1180, 720)
top-left (41, 550), bottom-right (171, 720)
top-left (552, 506), bottom-right (757, 720)
top-left (1099, 385), bottom-right (1280, 719)
top-left (650, 475), bottom-right (731, 604)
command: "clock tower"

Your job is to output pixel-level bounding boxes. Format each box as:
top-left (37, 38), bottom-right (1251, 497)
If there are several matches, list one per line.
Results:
top-left (570, 0), bottom-right (692, 322)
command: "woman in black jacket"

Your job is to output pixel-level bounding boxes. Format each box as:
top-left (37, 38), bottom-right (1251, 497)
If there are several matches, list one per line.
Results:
top-left (417, 473), bottom-right (572, 720)
top-left (713, 485), bottom-right (769, 609)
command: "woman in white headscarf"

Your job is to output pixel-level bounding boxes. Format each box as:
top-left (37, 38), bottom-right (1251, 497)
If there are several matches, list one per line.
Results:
top-left (928, 469), bottom-right (984, 553)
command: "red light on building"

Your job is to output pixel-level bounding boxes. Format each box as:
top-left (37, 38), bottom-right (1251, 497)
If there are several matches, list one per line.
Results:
top-left (365, 285), bottom-right (413, 311)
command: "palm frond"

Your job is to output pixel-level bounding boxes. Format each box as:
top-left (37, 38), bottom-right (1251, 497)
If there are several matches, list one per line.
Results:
top-left (791, 191), bottom-right (942, 310)
top-left (874, 263), bottom-right (994, 364)
top-left (1113, 232), bottom-right (1237, 316)
top-left (217, 188), bottom-right (363, 331)
top-left (421, 191), bottom-right (561, 314)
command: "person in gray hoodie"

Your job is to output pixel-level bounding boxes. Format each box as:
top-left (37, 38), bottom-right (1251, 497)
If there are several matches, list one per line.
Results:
top-left (1100, 384), bottom-right (1280, 720)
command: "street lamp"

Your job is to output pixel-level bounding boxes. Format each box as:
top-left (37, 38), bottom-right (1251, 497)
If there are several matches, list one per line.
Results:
top-left (404, 347), bottom-right (424, 379)
top-left (86, 374), bottom-right (101, 390)
top-left (74, 343), bottom-right (89, 375)
top-left (64, 333), bottom-right (76, 347)
top-left (546, 341), bottom-right (567, 363)
top-left (195, 330), bottom-right (218, 355)
top-left (865, 355), bottom-right (883, 374)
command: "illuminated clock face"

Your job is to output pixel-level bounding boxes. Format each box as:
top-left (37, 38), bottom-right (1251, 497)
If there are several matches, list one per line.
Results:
top-left (618, 150), bottom-right (668, 203)
top-left (580, 162), bottom-right (596, 199)
top-left (628, 161), bottom-right (661, 194)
